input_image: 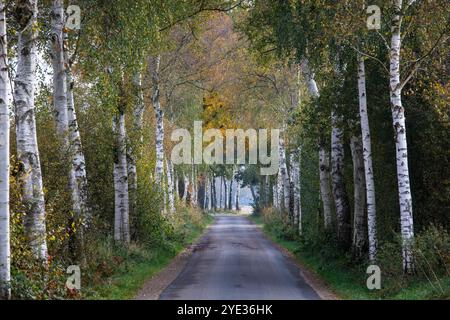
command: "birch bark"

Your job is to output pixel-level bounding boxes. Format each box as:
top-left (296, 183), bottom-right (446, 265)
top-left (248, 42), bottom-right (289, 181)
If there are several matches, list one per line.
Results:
top-left (166, 159), bottom-right (175, 213)
top-left (65, 50), bottom-right (90, 228)
top-left (390, 0), bottom-right (414, 273)
top-left (14, 0), bottom-right (48, 260)
top-left (331, 110), bottom-right (351, 248)
top-left (290, 149), bottom-right (301, 234)
top-left (149, 56), bottom-right (164, 184)
top-left (300, 58), bottom-right (332, 228)
top-left (0, 0), bottom-right (10, 299)
top-left (278, 136), bottom-right (290, 212)
top-left (357, 54), bottom-right (378, 262)
top-left (350, 134), bottom-right (367, 257)
top-left (113, 108), bottom-right (130, 245)
top-left (228, 178), bottom-right (233, 210)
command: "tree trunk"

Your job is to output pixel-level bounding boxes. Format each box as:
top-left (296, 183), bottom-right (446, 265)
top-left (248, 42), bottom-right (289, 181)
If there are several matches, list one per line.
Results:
top-left (166, 159), bottom-right (175, 213)
top-left (219, 176), bottom-right (223, 209)
top-left (390, 0), bottom-right (414, 274)
top-left (350, 134), bottom-right (367, 257)
top-left (357, 54), bottom-right (378, 262)
top-left (149, 55), bottom-right (164, 184)
top-left (127, 73), bottom-right (145, 220)
top-left (191, 163), bottom-right (197, 206)
top-left (211, 177), bottom-right (217, 210)
top-left (290, 149), bottom-right (302, 234)
top-left (235, 179), bottom-right (240, 211)
top-left (276, 170), bottom-right (283, 210)
top-left (331, 110), bottom-right (351, 248)
top-left (319, 139), bottom-right (333, 229)
top-left (113, 109), bottom-right (130, 245)
top-left (51, 0), bottom-right (68, 137)
top-left (182, 174), bottom-right (188, 202)
top-left (228, 178), bottom-right (233, 210)
top-left (300, 58), bottom-right (333, 228)
top-left (223, 179), bottom-right (228, 210)
top-left (65, 47), bottom-right (90, 228)
top-left (0, 0), bottom-right (10, 299)
top-left (14, 0), bottom-right (48, 261)
top-left (204, 175), bottom-right (210, 210)
top-left (278, 135), bottom-right (290, 213)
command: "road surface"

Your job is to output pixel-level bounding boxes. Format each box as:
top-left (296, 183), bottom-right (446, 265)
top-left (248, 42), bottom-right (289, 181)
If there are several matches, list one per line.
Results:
top-left (159, 215), bottom-right (321, 300)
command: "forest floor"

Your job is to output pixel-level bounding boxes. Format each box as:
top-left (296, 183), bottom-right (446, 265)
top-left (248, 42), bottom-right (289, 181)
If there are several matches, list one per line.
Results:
top-left (249, 215), bottom-right (450, 300)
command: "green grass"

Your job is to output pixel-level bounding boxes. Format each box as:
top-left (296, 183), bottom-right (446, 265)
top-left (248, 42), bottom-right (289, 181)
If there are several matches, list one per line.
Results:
top-left (85, 214), bottom-right (214, 300)
top-left (248, 215), bottom-right (450, 300)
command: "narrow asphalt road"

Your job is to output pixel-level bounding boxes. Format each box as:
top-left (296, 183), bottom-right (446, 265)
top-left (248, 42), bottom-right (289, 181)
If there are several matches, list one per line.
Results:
top-left (159, 215), bottom-right (321, 300)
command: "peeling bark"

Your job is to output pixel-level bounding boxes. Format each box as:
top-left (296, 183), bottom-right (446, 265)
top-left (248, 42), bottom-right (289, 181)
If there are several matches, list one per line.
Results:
top-left (14, 0), bottom-right (48, 261)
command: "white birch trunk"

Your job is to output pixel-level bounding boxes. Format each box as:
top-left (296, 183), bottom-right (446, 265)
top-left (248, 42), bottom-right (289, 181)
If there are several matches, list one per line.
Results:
top-left (319, 143), bottom-right (333, 229)
top-left (219, 176), bottom-right (223, 209)
top-left (290, 149), bottom-right (302, 234)
top-left (182, 174), bottom-right (188, 202)
top-left (390, 0), bottom-right (414, 273)
top-left (350, 134), bottom-right (367, 257)
top-left (204, 175), bottom-right (209, 210)
top-left (278, 136), bottom-right (290, 212)
top-left (191, 163), bottom-right (197, 206)
top-left (166, 159), bottom-right (175, 213)
top-left (300, 58), bottom-right (332, 228)
top-left (113, 111), bottom-right (130, 245)
top-left (223, 179), bottom-right (228, 210)
top-left (276, 170), bottom-right (283, 210)
top-left (228, 178), bottom-right (233, 210)
top-left (51, 0), bottom-right (68, 136)
top-left (331, 110), bottom-right (351, 248)
top-left (357, 54), bottom-right (378, 262)
top-left (127, 73), bottom-right (144, 214)
top-left (14, 0), bottom-right (48, 261)
top-left (63, 22), bottom-right (90, 228)
top-left (235, 179), bottom-right (240, 211)
top-left (0, 0), bottom-right (10, 299)
top-left (150, 56), bottom-right (164, 184)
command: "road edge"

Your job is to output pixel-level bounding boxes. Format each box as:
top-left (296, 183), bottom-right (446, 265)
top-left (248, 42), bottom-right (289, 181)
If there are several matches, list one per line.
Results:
top-left (245, 215), bottom-right (340, 300)
top-left (134, 216), bottom-right (215, 300)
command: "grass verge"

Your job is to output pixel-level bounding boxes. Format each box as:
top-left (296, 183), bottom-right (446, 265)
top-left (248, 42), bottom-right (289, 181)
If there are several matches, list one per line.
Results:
top-left (248, 215), bottom-right (450, 300)
top-left (84, 214), bottom-right (213, 300)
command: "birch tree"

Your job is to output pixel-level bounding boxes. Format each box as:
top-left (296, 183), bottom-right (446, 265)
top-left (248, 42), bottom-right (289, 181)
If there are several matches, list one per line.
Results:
top-left (278, 135), bottom-right (290, 212)
top-left (113, 100), bottom-right (130, 245)
top-left (350, 133), bottom-right (367, 257)
top-left (149, 55), bottom-right (164, 184)
top-left (300, 58), bottom-right (333, 229)
top-left (235, 179), bottom-right (240, 211)
top-left (331, 110), bottom-right (351, 248)
top-left (65, 32), bottom-right (90, 227)
top-left (357, 54), bottom-right (377, 262)
top-left (228, 178), bottom-right (233, 210)
top-left (290, 149), bottom-right (301, 234)
top-left (389, 0), bottom-right (415, 273)
top-left (0, 0), bottom-right (10, 299)
top-left (166, 159), bottom-right (175, 213)
top-left (14, 0), bottom-right (48, 260)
